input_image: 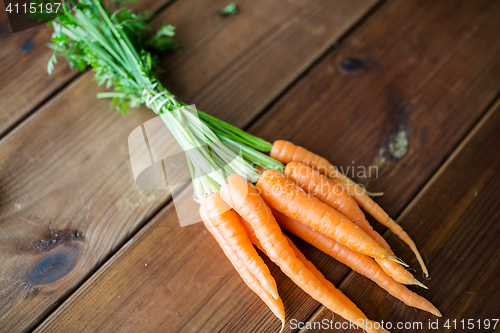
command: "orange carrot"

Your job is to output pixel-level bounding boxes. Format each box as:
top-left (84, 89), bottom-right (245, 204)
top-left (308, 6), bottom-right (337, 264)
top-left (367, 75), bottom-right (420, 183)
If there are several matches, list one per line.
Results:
top-left (271, 140), bottom-right (340, 179)
top-left (285, 162), bottom-right (425, 288)
top-left (203, 193), bottom-right (279, 299)
top-left (271, 140), bottom-right (428, 277)
top-left (220, 174), bottom-right (388, 333)
top-left (239, 216), bottom-right (266, 253)
top-left (270, 140), bottom-right (366, 192)
top-left (330, 177), bottom-right (429, 277)
top-left (274, 210), bottom-right (441, 317)
top-left (284, 235), bottom-right (366, 318)
top-left (255, 169), bottom-right (397, 262)
top-left (239, 217), bottom-right (364, 318)
top-left (200, 207), bottom-right (285, 331)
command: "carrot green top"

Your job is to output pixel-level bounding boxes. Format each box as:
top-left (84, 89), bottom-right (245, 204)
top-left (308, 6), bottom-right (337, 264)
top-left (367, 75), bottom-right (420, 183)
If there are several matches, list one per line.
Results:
top-left (48, 0), bottom-right (283, 203)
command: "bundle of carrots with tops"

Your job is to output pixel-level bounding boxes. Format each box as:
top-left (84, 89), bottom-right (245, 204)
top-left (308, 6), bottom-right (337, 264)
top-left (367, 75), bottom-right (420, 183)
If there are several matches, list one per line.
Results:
top-left (46, 1), bottom-right (441, 331)
top-left (200, 144), bottom-right (441, 333)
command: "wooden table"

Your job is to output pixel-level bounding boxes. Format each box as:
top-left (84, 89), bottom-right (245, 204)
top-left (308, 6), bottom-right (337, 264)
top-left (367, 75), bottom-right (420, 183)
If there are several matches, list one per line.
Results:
top-left (1, 0), bottom-right (499, 332)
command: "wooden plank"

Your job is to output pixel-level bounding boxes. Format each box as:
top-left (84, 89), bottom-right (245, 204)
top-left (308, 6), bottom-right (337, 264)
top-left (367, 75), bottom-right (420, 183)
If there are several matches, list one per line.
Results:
top-left (298, 98), bottom-right (500, 333)
top-left (0, 11), bottom-right (75, 138)
top-left (0, 0), bottom-right (379, 332)
top-left (156, 0), bottom-right (380, 127)
top-left (33, 0), bottom-right (500, 332)
top-left (0, 0), bottom-right (170, 138)
top-left (253, 0), bottom-right (500, 224)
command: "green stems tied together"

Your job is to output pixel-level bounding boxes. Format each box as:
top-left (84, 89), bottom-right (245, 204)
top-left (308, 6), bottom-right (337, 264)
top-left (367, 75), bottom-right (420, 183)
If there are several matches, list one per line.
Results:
top-left (49, 0), bottom-right (283, 203)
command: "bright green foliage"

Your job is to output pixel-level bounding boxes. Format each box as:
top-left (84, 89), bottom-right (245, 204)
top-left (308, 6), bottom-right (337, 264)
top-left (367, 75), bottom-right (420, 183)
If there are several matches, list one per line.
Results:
top-left (218, 2), bottom-right (238, 16)
top-left (47, 0), bottom-right (178, 114)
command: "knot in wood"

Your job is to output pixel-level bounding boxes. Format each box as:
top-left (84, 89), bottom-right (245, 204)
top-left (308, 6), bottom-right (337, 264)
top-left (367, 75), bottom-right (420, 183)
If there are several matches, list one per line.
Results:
top-left (28, 244), bottom-right (79, 285)
top-left (340, 57), bottom-right (363, 72)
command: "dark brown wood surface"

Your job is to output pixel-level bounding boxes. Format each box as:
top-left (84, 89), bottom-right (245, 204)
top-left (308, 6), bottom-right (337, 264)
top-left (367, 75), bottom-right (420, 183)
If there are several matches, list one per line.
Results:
top-left (31, 0), bottom-right (500, 332)
top-left (0, 12), bottom-right (76, 137)
top-left (0, 0), bottom-right (172, 138)
top-left (156, 0), bottom-right (380, 127)
top-left (0, 0), bottom-right (379, 332)
top-left (300, 98), bottom-right (500, 333)
top-left (253, 0), bottom-right (500, 222)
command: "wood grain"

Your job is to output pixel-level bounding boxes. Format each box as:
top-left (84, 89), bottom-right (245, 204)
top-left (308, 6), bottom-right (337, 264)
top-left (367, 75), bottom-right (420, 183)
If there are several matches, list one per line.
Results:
top-left (0, 0), bottom-right (379, 332)
top-left (0, 0), bottom-right (171, 138)
top-left (253, 0), bottom-right (500, 232)
top-left (33, 0), bottom-right (500, 332)
top-left (155, 0), bottom-right (380, 127)
top-left (299, 98), bottom-right (500, 333)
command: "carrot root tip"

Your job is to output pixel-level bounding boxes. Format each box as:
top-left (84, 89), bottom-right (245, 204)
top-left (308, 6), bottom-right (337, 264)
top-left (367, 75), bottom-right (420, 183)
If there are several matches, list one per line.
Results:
top-left (413, 279), bottom-right (428, 289)
top-left (429, 305), bottom-right (442, 317)
top-left (399, 259), bottom-right (409, 267)
top-left (391, 218), bottom-right (430, 276)
top-left (279, 319), bottom-right (285, 333)
top-left (364, 190), bottom-right (384, 197)
top-left (387, 256), bottom-right (408, 267)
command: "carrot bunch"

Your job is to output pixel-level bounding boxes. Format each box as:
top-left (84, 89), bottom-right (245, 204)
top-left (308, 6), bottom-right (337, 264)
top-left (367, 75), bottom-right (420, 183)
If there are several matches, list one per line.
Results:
top-left (46, 3), bottom-right (440, 330)
top-left (199, 140), bottom-right (441, 332)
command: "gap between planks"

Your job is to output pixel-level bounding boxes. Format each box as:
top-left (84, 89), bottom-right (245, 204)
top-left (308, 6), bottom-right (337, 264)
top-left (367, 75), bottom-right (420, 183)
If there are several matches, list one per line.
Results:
top-left (297, 94), bottom-right (500, 332)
